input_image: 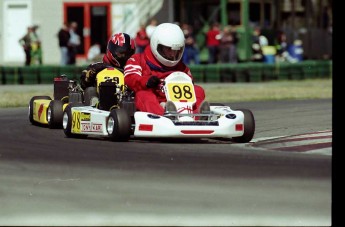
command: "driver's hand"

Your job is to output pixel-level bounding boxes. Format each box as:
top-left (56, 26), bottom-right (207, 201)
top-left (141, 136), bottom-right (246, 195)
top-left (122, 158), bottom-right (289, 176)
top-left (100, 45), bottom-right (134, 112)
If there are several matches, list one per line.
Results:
top-left (146, 76), bottom-right (160, 88)
top-left (84, 69), bottom-right (96, 82)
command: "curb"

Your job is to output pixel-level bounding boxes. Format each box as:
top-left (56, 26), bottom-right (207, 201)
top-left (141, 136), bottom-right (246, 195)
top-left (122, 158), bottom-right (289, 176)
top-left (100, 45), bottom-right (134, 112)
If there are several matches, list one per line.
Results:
top-left (250, 130), bottom-right (332, 155)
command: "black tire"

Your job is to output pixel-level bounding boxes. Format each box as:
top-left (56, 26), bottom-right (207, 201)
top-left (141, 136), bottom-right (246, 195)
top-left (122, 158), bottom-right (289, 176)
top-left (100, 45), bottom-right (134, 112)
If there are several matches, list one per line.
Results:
top-left (83, 87), bottom-right (98, 106)
top-left (210, 103), bottom-right (225, 106)
top-left (62, 103), bottom-right (87, 138)
top-left (232, 109), bottom-right (255, 143)
top-left (107, 109), bottom-right (131, 142)
top-left (28, 96), bottom-right (52, 125)
top-left (47, 100), bottom-right (64, 129)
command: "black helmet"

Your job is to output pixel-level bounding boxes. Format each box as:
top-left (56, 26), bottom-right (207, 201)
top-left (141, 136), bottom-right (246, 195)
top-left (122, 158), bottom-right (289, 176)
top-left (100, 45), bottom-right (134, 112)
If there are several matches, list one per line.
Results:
top-left (103, 33), bottom-right (136, 68)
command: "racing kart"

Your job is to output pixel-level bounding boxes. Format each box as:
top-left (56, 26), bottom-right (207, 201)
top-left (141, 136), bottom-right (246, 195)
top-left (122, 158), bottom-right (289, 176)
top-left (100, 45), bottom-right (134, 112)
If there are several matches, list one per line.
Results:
top-left (28, 67), bottom-right (125, 129)
top-left (62, 71), bottom-right (255, 143)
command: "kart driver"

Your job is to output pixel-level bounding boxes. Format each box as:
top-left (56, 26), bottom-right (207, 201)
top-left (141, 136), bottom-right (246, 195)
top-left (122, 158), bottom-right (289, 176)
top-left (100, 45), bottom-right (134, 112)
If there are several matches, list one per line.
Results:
top-left (123, 23), bottom-right (210, 117)
top-left (80, 32), bottom-right (136, 89)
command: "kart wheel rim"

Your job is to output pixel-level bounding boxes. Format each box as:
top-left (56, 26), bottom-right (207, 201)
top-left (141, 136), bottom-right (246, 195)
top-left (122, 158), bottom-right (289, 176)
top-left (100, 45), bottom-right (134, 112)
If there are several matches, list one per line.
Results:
top-left (47, 107), bottom-right (51, 123)
top-left (107, 117), bottom-right (114, 134)
top-left (62, 112), bottom-right (68, 129)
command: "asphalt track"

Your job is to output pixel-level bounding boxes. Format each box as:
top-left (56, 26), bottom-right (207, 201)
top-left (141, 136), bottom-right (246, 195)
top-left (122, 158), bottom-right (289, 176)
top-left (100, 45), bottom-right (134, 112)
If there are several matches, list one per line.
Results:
top-left (0, 99), bottom-right (332, 226)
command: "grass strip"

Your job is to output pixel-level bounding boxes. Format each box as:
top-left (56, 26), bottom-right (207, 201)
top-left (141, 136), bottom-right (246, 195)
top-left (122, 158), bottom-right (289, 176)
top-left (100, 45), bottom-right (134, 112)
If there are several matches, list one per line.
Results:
top-left (0, 78), bottom-right (332, 108)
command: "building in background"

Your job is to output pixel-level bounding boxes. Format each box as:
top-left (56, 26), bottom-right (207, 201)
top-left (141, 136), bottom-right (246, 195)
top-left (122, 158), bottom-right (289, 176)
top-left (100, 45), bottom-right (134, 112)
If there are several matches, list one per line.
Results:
top-left (0, 0), bottom-right (332, 65)
top-left (0, 0), bottom-right (167, 65)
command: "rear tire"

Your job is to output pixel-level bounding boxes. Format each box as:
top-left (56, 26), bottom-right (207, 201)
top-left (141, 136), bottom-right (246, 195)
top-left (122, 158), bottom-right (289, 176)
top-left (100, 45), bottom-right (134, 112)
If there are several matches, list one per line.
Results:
top-left (47, 100), bottom-right (64, 128)
top-left (28, 96), bottom-right (51, 125)
top-left (107, 109), bottom-right (131, 142)
top-left (232, 109), bottom-right (255, 143)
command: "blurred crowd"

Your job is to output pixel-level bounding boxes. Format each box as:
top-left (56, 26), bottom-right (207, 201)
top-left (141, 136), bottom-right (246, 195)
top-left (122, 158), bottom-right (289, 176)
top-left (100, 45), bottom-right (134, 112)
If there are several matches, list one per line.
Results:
top-left (134, 19), bottom-right (307, 65)
top-left (19, 18), bottom-right (324, 66)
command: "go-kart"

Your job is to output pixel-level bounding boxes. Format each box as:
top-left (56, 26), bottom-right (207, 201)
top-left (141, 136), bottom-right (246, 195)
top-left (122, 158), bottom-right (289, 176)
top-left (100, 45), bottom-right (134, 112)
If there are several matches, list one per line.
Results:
top-left (28, 67), bottom-right (125, 129)
top-left (62, 72), bottom-right (255, 143)
top-left (28, 75), bottom-right (82, 128)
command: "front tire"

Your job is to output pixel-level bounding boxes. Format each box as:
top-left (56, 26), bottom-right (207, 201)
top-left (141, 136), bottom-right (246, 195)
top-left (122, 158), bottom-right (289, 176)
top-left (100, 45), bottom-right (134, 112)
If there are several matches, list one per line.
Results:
top-left (232, 109), bottom-right (255, 143)
top-left (28, 96), bottom-right (52, 125)
top-left (62, 103), bottom-right (86, 138)
top-left (107, 108), bottom-right (131, 142)
top-left (47, 100), bottom-right (64, 128)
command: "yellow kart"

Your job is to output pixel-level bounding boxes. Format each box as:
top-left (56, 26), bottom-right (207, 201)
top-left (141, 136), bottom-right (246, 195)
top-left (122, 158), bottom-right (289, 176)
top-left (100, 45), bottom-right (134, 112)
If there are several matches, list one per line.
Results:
top-left (28, 75), bottom-right (83, 128)
top-left (28, 67), bottom-right (128, 129)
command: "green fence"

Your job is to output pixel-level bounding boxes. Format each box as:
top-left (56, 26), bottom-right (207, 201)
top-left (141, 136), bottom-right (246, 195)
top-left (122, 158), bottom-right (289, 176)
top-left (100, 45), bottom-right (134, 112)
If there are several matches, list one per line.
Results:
top-left (0, 65), bottom-right (86, 85)
top-left (0, 60), bottom-right (332, 85)
top-left (190, 60), bottom-right (332, 83)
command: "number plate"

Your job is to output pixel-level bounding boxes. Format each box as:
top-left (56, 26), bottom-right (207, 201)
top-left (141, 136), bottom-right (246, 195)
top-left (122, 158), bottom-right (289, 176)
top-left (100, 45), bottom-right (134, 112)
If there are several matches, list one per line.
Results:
top-left (166, 83), bottom-right (196, 103)
top-left (96, 68), bottom-right (125, 92)
top-left (71, 110), bottom-right (81, 133)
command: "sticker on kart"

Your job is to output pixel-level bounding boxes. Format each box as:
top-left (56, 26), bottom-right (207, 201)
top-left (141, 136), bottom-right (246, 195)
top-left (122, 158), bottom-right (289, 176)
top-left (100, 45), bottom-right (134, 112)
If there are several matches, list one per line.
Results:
top-left (80, 122), bottom-right (103, 132)
top-left (72, 111), bottom-right (103, 133)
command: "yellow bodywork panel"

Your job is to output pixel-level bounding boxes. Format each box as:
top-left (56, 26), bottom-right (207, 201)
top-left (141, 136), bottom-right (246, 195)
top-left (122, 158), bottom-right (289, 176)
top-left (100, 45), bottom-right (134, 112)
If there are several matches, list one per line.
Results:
top-left (32, 101), bottom-right (68, 124)
top-left (63, 103), bottom-right (68, 111)
top-left (96, 68), bottom-right (124, 93)
top-left (33, 99), bottom-right (51, 124)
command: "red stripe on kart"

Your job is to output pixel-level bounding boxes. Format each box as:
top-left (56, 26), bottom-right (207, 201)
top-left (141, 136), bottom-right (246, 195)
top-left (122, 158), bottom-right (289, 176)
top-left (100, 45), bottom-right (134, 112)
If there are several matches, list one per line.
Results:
top-left (139, 124), bottom-right (153, 131)
top-left (181, 130), bottom-right (214, 135)
top-left (235, 124), bottom-right (243, 131)
top-left (38, 103), bottom-right (44, 119)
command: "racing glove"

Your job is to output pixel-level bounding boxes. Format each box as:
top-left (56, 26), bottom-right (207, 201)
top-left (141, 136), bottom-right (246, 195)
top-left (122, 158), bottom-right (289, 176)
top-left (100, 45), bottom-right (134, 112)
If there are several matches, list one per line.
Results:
top-left (146, 76), bottom-right (160, 88)
top-left (80, 70), bottom-right (93, 89)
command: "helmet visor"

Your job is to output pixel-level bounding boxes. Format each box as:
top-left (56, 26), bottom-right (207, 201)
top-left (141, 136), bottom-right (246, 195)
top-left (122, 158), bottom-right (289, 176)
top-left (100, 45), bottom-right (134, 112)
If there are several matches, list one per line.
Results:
top-left (157, 44), bottom-right (184, 61)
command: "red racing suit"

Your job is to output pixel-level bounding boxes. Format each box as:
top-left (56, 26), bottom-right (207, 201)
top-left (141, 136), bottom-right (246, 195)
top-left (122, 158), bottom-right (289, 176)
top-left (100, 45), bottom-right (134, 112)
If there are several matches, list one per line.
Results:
top-left (124, 46), bottom-right (206, 115)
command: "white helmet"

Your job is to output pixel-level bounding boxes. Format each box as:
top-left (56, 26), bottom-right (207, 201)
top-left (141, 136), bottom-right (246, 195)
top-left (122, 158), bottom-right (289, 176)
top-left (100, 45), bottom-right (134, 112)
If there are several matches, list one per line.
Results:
top-left (150, 23), bottom-right (185, 67)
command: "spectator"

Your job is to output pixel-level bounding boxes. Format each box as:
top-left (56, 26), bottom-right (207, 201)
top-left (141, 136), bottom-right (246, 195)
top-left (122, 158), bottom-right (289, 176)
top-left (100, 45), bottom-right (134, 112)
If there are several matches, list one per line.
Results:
top-left (219, 25), bottom-right (238, 63)
top-left (145, 18), bottom-right (158, 39)
top-left (135, 23), bottom-right (150, 53)
top-left (275, 31), bottom-right (303, 63)
top-left (287, 39), bottom-right (304, 63)
top-left (251, 26), bottom-right (267, 62)
top-left (181, 23), bottom-right (200, 65)
top-left (206, 22), bottom-right (221, 64)
top-left (57, 22), bottom-right (71, 65)
top-left (19, 26), bottom-right (34, 66)
top-left (68, 21), bottom-right (81, 65)
top-left (275, 31), bottom-right (291, 62)
top-left (30, 25), bottom-right (42, 65)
